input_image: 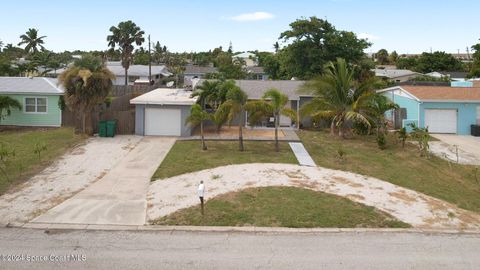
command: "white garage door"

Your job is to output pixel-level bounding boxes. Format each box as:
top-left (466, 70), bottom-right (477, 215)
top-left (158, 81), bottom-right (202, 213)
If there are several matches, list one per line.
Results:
top-left (145, 108), bottom-right (181, 136)
top-left (424, 109), bottom-right (457, 134)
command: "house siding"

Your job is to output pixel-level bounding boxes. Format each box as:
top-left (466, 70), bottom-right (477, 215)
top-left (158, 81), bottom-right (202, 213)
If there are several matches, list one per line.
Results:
top-left (420, 102), bottom-right (480, 135)
top-left (0, 94), bottom-right (62, 127)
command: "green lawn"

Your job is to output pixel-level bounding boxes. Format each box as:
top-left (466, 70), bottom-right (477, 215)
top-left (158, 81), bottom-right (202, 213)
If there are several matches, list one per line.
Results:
top-left (298, 130), bottom-right (480, 213)
top-left (152, 140), bottom-right (297, 180)
top-left (0, 128), bottom-right (84, 194)
top-left (152, 186), bottom-right (410, 228)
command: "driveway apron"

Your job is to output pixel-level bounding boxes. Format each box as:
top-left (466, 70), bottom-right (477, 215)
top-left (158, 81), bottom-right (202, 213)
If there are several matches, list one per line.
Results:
top-left (32, 137), bottom-right (176, 226)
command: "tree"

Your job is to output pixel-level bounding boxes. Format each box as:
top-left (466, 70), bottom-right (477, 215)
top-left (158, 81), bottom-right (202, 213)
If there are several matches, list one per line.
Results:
top-left (389, 51), bottom-right (398, 64)
top-left (0, 96), bottom-right (22, 123)
top-left (375, 49), bottom-right (389, 65)
top-left (245, 88), bottom-right (296, 152)
top-left (469, 39), bottom-right (480, 78)
top-left (214, 52), bottom-right (246, 79)
top-left (186, 104), bottom-right (210, 150)
top-left (18, 28), bottom-right (46, 54)
top-left (396, 56), bottom-right (417, 70)
top-left (278, 17), bottom-right (371, 79)
top-left (164, 52), bottom-right (186, 87)
top-left (0, 39), bottom-right (3, 52)
top-left (59, 55), bottom-right (115, 134)
top-left (300, 58), bottom-right (378, 137)
top-left (107, 21), bottom-right (145, 85)
top-left (366, 94), bottom-right (399, 135)
top-left (217, 85), bottom-right (248, 151)
top-left (415, 51), bottom-right (464, 73)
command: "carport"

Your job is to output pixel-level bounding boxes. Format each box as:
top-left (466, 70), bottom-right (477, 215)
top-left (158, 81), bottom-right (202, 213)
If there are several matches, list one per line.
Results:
top-left (130, 88), bottom-right (198, 136)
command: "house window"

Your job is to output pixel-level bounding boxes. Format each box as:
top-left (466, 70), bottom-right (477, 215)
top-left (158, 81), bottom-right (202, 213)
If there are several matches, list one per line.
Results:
top-left (25, 97), bottom-right (47, 113)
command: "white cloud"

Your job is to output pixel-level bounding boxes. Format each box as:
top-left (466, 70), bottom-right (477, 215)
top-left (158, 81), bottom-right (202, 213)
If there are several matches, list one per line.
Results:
top-left (227, 12), bottom-right (275, 22)
top-left (358, 33), bottom-right (380, 41)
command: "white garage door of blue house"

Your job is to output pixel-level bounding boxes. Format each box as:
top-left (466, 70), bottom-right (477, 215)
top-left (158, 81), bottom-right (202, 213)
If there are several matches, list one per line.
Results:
top-left (424, 109), bottom-right (457, 134)
top-left (145, 108), bottom-right (181, 136)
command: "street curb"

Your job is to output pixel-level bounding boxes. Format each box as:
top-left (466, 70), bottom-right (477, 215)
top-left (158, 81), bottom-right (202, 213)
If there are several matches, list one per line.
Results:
top-left (5, 222), bottom-right (480, 235)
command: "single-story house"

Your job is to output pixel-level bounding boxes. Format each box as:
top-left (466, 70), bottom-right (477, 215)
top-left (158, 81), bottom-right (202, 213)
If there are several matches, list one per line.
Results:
top-left (106, 62), bottom-right (172, 85)
top-left (193, 79), bottom-right (311, 128)
top-left (183, 66), bottom-right (219, 86)
top-left (373, 68), bottom-right (421, 82)
top-left (379, 85), bottom-right (480, 135)
top-left (130, 88), bottom-right (198, 136)
top-left (0, 77), bottom-right (64, 127)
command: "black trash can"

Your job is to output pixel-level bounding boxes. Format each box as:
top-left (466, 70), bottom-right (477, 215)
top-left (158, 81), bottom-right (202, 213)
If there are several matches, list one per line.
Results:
top-left (471, 125), bottom-right (480, 137)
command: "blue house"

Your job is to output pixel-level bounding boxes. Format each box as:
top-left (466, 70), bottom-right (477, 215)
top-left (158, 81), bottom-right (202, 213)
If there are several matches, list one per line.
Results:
top-left (379, 85), bottom-right (480, 135)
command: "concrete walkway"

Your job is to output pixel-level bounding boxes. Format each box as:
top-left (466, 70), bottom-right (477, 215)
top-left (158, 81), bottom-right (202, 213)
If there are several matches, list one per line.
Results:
top-left (32, 137), bottom-right (176, 226)
top-left (289, 142), bottom-right (316, 166)
top-left (147, 163), bottom-right (480, 229)
top-left (0, 136), bottom-right (143, 225)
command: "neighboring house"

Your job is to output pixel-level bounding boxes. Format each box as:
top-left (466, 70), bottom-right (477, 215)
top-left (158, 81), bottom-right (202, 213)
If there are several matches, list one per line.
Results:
top-left (233, 52), bottom-right (257, 67)
top-left (373, 68), bottom-right (421, 82)
top-left (193, 79), bottom-right (310, 128)
top-left (106, 62), bottom-right (171, 85)
top-left (439, 71), bottom-right (469, 81)
top-left (379, 85), bottom-right (480, 135)
top-left (0, 77), bottom-right (63, 127)
top-left (246, 66), bottom-right (268, 80)
top-left (130, 88), bottom-right (198, 136)
top-left (183, 66), bottom-right (219, 86)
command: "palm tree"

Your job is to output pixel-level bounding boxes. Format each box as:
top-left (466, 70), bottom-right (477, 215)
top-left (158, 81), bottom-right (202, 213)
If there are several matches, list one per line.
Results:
top-left (300, 58), bottom-right (379, 137)
top-left (245, 88), bottom-right (296, 152)
top-left (18, 28), bottom-right (46, 54)
top-left (186, 104), bottom-right (211, 150)
top-left (366, 94), bottom-right (399, 135)
top-left (0, 96), bottom-right (22, 123)
top-left (217, 85), bottom-right (248, 151)
top-left (107, 21), bottom-right (145, 85)
top-left (191, 80), bottom-right (221, 109)
top-left (59, 55), bottom-right (115, 134)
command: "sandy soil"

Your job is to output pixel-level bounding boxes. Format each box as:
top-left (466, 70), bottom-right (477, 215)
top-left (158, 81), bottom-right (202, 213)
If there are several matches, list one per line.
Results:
top-left (147, 163), bottom-right (480, 229)
top-left (0, 136), bottom-right (143, 225)
top-left (194, 126), bottom-right (285, 138)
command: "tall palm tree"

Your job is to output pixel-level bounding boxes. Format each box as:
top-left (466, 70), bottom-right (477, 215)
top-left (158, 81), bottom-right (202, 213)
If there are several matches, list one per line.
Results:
top-left (186, 104), bottom-right (211, 150)
top-left (217, 85), bottom-right (248, 151)
top-left (245, 88), bottom-right (296, 152)
top-left (191, 80), bottom-right (221, 109)
top-left (18, 28), bottom-right (46, 54)
top-left (59, 55), bottom-right (115, 134)
top-left (107, 21), bottom-right (145, 85)
top-left (0, 96), bottom-right (22, 123)
top-left (300, 58), bottom-right (379, 137)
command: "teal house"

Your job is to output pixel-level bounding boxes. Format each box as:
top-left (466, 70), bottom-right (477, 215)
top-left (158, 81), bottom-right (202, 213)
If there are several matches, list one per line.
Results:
top-left (0, 77), bottom-right (64, 127)
top-left (379, 85), bottom-right (480, 135)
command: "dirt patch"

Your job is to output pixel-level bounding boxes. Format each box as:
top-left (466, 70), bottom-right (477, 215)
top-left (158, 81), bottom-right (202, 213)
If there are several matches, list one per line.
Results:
top-left (244, 181), bottom-right (257, 186)
top-left (71, 148), bottom-right (86, 155)
top-left (289, 178), bottom-right (319, 189)
top-left (195, 126), bottom-right (285, 139)
top-left (331, 176), bottom-right (364, 188)
top-left (388, 191), bottom-right (418, 204)
top-left (346, 194), bottom-right (366, 201)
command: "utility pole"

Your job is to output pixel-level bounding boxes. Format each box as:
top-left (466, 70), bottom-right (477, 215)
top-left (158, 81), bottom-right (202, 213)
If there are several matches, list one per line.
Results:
top-left (148, 34), bottom-right (152, 85)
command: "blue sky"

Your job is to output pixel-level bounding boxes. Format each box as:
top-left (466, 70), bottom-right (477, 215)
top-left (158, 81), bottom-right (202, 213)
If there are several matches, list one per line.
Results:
top-left (0, 0), bottom-right (478, 54)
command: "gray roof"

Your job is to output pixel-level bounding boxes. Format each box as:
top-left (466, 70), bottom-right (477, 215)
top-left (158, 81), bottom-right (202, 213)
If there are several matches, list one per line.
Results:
top-left (373, 69), bottom-right (420, 79)
top-left (439, 71), bottom-right (468, 79)
top-left (197, 79), bottom-right (307, 100)
top-left (0, 77), bottom-right (64, 95)
top-left (184, 66), bottom-right (218, 75)
top-left (106, 64), bottom-right (171, 77)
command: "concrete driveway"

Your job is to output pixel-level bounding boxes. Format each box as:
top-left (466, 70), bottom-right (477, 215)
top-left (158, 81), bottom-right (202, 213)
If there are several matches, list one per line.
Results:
top-left (430, 134), bottom-right (480, 165)
top-left (32, 137), bottom-right (176, 226)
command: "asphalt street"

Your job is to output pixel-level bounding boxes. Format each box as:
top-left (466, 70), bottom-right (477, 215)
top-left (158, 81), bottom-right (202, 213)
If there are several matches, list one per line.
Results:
top-left (0, 228), bottom-right (479, 269)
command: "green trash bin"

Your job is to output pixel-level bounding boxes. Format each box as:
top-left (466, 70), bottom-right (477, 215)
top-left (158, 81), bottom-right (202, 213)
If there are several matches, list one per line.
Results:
top-left (106, 120), bottom-right (117, 137)
top-left (98, 121), bottom-right (107, 137)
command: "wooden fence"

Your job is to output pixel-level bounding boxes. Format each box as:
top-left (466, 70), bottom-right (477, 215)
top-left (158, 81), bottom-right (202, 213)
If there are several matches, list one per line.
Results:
top-left (62, 93), bottom-right (136, 134)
